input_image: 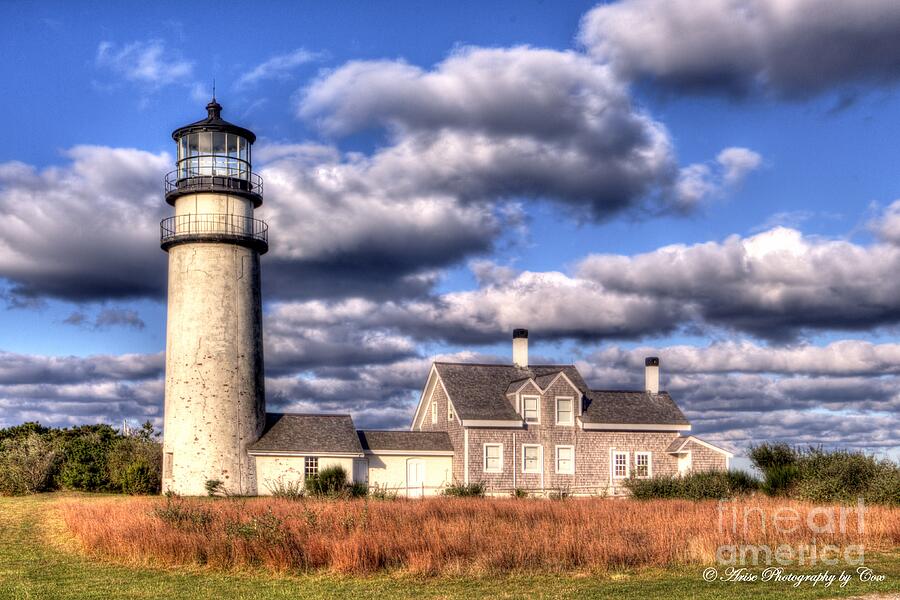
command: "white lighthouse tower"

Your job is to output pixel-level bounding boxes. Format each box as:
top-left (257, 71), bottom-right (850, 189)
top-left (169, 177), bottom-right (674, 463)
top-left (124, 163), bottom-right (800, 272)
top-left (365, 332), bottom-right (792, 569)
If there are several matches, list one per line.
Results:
top-left (160, 99), bottom-right (267, 495)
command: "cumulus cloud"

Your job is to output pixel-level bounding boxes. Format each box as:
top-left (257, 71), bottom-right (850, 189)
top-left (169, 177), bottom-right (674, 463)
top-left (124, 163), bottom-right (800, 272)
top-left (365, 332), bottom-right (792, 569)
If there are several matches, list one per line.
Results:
top-left (96, 40), bottom-right (193, 88)
top-left (236, 48), bottom-right (320, 88)
top-left (579, 0), bottom-right (900, 98)
top-left (0, 146), bottom-right (169, 303)
top-left (577, 226), bottom-right (900, 339)
top-left (0, 143), bottom-right (505, 304)
top-left (299, 46), bottom-right (744, 220)
top-left (577, 340), bottom-right (900, 452)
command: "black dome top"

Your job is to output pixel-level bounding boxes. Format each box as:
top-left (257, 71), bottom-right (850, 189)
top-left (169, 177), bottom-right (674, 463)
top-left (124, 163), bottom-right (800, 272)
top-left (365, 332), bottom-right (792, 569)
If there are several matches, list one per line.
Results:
top-left (171, 99), bottom-right (256, 144)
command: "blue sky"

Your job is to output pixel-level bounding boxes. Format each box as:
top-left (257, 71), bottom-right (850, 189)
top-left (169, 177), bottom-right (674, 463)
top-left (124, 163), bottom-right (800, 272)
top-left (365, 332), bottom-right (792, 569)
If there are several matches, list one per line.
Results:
top-left (2, 0), bottom-right (900, 459)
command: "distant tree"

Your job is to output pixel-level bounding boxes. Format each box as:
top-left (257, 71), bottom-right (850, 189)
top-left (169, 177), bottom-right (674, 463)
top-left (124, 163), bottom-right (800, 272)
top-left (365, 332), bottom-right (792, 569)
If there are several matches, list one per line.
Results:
top-left (0, 433), bottom-right (58, 494)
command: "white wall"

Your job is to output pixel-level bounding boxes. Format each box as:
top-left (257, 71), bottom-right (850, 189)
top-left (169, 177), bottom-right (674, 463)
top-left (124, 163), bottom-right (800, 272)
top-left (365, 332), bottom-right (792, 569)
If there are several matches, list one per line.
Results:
top-left (254, 455), bottom-right (354, 496)
top-left (365, 454), bottom-right (452, 497)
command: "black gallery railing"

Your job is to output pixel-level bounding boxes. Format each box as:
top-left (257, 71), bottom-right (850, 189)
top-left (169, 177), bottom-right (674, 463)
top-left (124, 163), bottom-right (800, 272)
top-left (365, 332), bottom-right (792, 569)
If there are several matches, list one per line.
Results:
top-left (164, 167), bottom-right (264, 199)
top-left (160, 213), bottom-right (269, 250)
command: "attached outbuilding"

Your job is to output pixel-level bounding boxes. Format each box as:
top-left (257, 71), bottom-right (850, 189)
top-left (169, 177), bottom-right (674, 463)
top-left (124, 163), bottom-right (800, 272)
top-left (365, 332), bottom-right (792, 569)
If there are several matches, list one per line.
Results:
top-left (357, 430), bottom-right (453, 497)
top-left (248, 413), bottom-right (365, 495)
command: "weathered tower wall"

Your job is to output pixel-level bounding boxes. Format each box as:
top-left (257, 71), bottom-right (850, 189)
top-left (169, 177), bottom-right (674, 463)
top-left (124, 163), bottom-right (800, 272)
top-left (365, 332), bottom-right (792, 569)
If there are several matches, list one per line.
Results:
top-left (161, 192), bottom-right (265, 496)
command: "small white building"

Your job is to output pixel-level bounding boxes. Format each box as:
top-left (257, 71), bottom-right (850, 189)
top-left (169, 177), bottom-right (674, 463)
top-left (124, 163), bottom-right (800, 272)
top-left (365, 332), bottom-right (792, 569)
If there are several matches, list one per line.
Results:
top-left (248, 414), bottom-right (453, 497)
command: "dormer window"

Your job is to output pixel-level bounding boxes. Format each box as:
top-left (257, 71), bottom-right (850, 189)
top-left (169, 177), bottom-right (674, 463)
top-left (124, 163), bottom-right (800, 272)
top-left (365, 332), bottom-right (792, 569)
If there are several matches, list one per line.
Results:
top-left (555, 396), bottom-right (574, 426)
top-left (522, 395), bottom-right (540, 423)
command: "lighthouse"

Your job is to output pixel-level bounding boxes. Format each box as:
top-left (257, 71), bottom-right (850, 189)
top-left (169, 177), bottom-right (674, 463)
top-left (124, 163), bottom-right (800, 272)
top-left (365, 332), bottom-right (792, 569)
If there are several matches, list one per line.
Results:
top-left (160, 99), bottom-right (267, 495)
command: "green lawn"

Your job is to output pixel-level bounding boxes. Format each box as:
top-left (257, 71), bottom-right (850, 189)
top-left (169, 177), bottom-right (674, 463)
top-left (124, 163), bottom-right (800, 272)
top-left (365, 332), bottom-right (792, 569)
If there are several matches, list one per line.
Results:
top-left (0, 494), bottom-right (897, 600)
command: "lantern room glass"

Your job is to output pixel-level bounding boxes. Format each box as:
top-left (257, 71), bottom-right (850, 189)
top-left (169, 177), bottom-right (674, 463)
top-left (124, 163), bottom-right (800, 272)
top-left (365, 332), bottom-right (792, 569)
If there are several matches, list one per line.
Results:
top-left (176, 132), bottom-right (251, 180)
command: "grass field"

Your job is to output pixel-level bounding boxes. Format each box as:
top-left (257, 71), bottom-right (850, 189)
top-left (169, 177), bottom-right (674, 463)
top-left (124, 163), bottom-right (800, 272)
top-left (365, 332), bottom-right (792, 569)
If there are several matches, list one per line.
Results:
top-left (0, 493), bottom-right (898, 599)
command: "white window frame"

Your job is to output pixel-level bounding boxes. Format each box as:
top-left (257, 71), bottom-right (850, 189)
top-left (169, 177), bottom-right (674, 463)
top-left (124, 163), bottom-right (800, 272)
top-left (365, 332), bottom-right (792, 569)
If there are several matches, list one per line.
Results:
top-left (635, 452), bottom-right (652, 479)
top-left (612, 450), bottom-right (629, 479)
top-left (522, 395), bottom-right (540, 424)
top-left (521, 444), bottom-right (542, 473)
top-left (431, 401), bottom-right (437, 424)
top-left (483, 443), bottom-right (503, 473)
top-left (555, 396), bottom-right (574, 426)
top-left (555, 445), bottom-right (575, 474)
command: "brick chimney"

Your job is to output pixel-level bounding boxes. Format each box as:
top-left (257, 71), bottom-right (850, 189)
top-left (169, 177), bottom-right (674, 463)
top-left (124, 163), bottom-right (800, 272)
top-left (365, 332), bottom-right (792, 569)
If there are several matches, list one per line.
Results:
top-left (513, 329), bottom-right (528, 368)
top-left (645, 356), bottom-right (659, 394)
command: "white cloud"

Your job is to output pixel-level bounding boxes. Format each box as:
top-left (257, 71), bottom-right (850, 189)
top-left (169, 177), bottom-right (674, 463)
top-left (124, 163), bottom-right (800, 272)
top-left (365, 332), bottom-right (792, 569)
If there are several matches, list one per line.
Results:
top-left (236, 49), bottom-right (320, 88)
top-left (95, 40), bottom-right (193, 88)
top-left (299, 46), bottom-right (736, 219)
top-left (579, 0), bottom-right (900, 98)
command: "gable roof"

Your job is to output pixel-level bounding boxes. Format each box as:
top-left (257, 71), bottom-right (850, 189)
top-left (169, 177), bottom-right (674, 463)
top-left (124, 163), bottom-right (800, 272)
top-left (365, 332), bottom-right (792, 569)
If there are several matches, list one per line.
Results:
top-left (582, 390), bottom-right (689, 426)
top-left (666, 434), bottom-right (734, 457)
top-left (425, 361), bottom-right (692, 429)
top-left (667, 435), bottom-right (690, 453)
top-left (357, 430), bottom-right (453, 453)
top-left (248, 413), bottom-right (363, 455)
top-left (432, 363), bottom-right (588, 422)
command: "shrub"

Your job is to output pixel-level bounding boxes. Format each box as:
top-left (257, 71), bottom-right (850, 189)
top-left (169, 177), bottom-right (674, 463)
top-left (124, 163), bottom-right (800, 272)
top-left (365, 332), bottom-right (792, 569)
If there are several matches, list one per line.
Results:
top-left (58, 432), bottom-right (114, 491)
top-left (369, 483), bottom-right (398, 500)
top-left (794, 448), bottom-right (897, 504)
top-left (749, 443), bottom-right (798, 471)
top-left (107, 436), bottom-right (161, 495)
top-left (205, 479), bottom-right (225, 497)
top-left (348, 482), bottom-right (369, 498)
top-left (0, 434), bottom-right (59, 495)
top-left (441, 481), bottom-right (486, 497)
top-left (306, 466), bottom-right (350, 498)
top-left (265, 477), bottom-right (305, 499)
top-left (625, 470), bottom-right (760, 500)
top-left (512, 487), bottom-right (529, 499)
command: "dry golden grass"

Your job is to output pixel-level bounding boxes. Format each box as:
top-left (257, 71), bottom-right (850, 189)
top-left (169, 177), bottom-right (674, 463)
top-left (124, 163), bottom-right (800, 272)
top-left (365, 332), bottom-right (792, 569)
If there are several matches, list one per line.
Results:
top-left (61, 496), bottom-right (900, 576)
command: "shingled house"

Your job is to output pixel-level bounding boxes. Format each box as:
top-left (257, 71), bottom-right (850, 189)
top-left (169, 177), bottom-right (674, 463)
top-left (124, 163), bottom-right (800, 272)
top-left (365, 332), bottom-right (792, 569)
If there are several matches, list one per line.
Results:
top-left (248, 329), bottom-right (731, 497)
top-left (408, 329), bottom-right (732, 496)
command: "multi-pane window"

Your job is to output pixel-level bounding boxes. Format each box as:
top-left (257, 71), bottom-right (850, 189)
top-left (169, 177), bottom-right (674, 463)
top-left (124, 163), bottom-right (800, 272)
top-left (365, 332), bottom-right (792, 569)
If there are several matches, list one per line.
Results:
top-left (305, 456), bottom-right (319, 479)
top-left (556, 446), bottom-right (575, 474)
top-left (522, 445), bottom-right (541, 473)
top-left (431, 401), bottom-right (438, 424)
top-left (176, 132), bottom-right (251, 180)
top-left (522, 396), bottom-right (540, 423)
top-left (612, 451), bottom-right (629, 478)
top-left (635, 452), bottom-right (651, 478)
top-left (555, 397), bottom-right (574, 425)
top-left (484, 444), bottom-right (503, 473)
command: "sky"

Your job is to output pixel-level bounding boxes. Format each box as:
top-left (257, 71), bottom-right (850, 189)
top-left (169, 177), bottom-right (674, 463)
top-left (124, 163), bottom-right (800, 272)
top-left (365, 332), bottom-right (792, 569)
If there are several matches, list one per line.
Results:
top-left (1, 0), bottom-right (900, 461)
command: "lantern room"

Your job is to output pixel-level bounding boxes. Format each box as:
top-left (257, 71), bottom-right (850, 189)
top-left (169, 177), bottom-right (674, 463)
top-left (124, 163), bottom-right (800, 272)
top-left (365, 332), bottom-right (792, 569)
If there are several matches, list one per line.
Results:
top-left (164, 98), bottom-right (263, 207)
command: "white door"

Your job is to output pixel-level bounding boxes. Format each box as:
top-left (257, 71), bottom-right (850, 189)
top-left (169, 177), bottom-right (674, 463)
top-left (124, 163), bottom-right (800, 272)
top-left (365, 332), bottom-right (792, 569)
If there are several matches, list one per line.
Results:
top-left (407, 459), bottom-right (425, 498)
top-left (353, 459), bottom-right (368, 484)
top-left (678, 452), bottom-right (691, 476)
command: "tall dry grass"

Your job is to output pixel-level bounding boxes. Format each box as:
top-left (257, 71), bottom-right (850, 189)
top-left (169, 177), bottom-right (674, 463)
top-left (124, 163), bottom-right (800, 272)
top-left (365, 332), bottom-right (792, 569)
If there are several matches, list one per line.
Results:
top-left (61, 496), bottom-right (900, 576)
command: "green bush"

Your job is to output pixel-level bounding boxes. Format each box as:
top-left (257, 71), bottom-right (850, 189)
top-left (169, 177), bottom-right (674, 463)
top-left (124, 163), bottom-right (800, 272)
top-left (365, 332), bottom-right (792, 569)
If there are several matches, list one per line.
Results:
top-left (347, 482), bottom-right (369, 498)
top-left (205, 479), bottom-right (225, 497)
top-left (625, 470), bottom-right (760, 500)
top-left (760, 464), bottom-right (801, 496)
top-left (441, 482), bottom-right (486, 497)
top-left (305, 466), bottom-right (350, 498)
top-left (107, 435), bottom-right (161, 495)
top-left (0, 434), bottom-right (59, 495)
top-left (749, 443), bottom-right (798, 470)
